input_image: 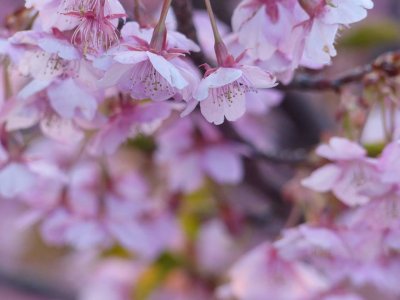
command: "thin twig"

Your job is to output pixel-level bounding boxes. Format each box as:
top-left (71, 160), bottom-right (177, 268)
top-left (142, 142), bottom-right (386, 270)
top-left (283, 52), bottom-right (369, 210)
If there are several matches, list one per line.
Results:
top-left (280, 64), bottom-right (373, 92)
top-left (221, 123), bottom-right (309, 165)
top-left (281, 52), bottom-right (400, 92)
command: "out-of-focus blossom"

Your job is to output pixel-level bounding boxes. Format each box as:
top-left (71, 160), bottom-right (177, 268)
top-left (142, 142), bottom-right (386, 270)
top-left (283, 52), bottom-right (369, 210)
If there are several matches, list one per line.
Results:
top-left (218, 242), bottom-right (328, 300)
top-left (19, 140), bottom-right (180, 259)
top-left (155, 115), bottom-right (244, 193)
top-left (302, 137), bottom-right (386, 206)
top-left (80, 259), bottom-right (143, 300)
top-left (195, 220), bottom-right (239, 274)
top-left (88, 100), bottom-right (173, 156)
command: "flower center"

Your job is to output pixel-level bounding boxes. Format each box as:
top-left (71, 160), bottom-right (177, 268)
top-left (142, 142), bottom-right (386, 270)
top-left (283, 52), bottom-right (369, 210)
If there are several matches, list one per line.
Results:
top-left (211, 77), bottom-right (255, 107)
top-left (129, 60), bottom-right (175, 101)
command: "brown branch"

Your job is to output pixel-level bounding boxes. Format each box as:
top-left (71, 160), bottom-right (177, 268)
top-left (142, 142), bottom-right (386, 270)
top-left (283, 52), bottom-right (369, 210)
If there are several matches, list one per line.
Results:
top-left (280, 64), bottom-right (373, 92)
top-left (281, 51), bottom-right (400, 92)
top-left (221, 123), bottom-right (309, 165)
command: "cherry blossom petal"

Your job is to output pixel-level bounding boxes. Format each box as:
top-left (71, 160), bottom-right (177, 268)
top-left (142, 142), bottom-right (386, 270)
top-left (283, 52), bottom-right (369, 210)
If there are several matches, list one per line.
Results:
top-left (38, 37), bottom-right (81, 60)
top-left (146, 51), bottom-right (188, 90)
top-left (98, 63), bottom-right (133, 88)
top-left (18, 79), bottom-right (52, 100)
top-left (301, 163), bottom-right (342, 192)
top-left (40, 115), bottom-right (84, 144)
top-left (194, 68), bottom-right (243, 101)
top-left (316, 138), bottom-right (366, 161)
top-left (323, 0), bottom-right (374, 25)
top-left (0, 163), bottom-right (35, 198)
top-left (200, 91), bottom-right (246, 125)
top-left (240, 65), bottom-right (277, 89)
top-left (113, 51), bottom-right (148, 64)
top-left (47, 78), bottom-right (97, 120)
top-left (203, 146), bottom-right (243, 184)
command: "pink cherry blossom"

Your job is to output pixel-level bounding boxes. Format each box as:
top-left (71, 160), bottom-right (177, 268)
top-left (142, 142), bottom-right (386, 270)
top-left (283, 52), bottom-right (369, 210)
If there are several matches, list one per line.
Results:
top-left (88, 100), bottom-right (173, 156)
top-left (298, 0), bottom-right (374, 68)
top-left (231, 0), bottom-right (374, 78)
top-left (63, 0), bottom-right (126, 56)
top-left (99, 31), bottom-right (196, 102)
top-left (302, 137), bottom-right (384, 206)
top-left (232, 0), bottom-right (307, 62)
top-left (0, 132), bottom-right (36, 199)
top-left (194, 56), bottom-right (277, 125)
top-left (0, 1), bottom-right (395, 300)
top-left (155, 115), bottom-right (244, 193)
top-left (5, 30), bottom-right (101, 141)
top-left (19, 141), bottom-right (179, 258)
top-left (195, 220), bottom-right (240, 275)
top-left (276, 224), bottom-right (400, 298)
top-left (80, 259), bottom-right (144, 300)
top-left (218, 242), bottom-right (328, 300)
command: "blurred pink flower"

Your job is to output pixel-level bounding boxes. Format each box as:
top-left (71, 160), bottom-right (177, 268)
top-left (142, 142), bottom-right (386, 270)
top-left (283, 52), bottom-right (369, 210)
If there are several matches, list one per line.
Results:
top-left (79, 258), bottom-right (143, 300)
top-left (218, 242), bottom-right (327, 300)
top-left (155, 115), bottom-right (245, 193)
top-left (20, 141), bottom-right (179, 259)
top-left (302, 137), bottom-right (384, 206)
top-left (88, 100), bottom-right (173, 156)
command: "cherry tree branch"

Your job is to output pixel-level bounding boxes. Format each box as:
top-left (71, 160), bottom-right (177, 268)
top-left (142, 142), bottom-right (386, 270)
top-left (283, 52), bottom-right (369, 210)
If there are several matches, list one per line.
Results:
top-left (221, 123), bottom-right (308, 164)
top-left (281, 64), bottom-right (373, 92)
top-left (0, 269), bottom-right (75, 300)
top-left (281, 51), bottom-right (400, 92)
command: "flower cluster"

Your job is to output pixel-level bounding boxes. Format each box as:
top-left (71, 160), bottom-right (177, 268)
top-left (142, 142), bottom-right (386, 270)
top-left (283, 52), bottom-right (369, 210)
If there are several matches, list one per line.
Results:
top-left (3, 0), bottom-right (397, 299)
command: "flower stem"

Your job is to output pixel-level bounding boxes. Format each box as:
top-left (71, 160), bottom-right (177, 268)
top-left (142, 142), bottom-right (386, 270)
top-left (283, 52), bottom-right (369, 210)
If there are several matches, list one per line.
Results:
top-left (2, 58), bottom-right (12, 100)
top-left (204, 0), bottom-right (221, 42)
top-left (204, 0), bottom-right (229, 65)
top-left (150, 0), bottom-right (172, 51)
top-left (133, 0), bottom-right (141, 25)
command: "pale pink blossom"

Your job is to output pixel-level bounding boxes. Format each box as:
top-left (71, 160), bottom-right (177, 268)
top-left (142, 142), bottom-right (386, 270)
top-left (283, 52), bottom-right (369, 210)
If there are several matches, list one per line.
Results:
top-left (80, 259), bottom-right (144, 300)
top-left (298, 0), bottom-right (374, 68)
top-left (302, 137), bottom-right (384, 206)
top-left (155, 115), bottom-right (244, 193)
top-left (218, 242), bottom-right (328, 300)
top-left (0, 137), bottom-right (36, 199)
top-left (231, 0), bottom-right (373, 78)
top-left (63, 0), bottom-right (126, 56)
top-left (20, 142), bottom-right (179, 258)
top-left (276, 224), bottom-right (400, 298)
top-left (88, 100), bottom-right (173, 156)
top-left (99, 29), bottom-right (196, 102)
top-left (193, 51), bottom-right (276, 125)
top-left (196, 220), bottom-right (240, 275)
top-left (5, 30), bottom-right (101, 142)
top-left (232, 0), bottom-right (307, 61)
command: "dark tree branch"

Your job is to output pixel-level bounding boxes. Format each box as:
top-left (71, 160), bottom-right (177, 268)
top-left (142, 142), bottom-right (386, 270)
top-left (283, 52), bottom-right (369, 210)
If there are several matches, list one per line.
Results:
top-left (221, 122), bottom-right (309, 165)
top-left (281, 51), bottom-right (400, 92)
top-left (0, 269), bottom-right (76, 300)
top-left (280, 64), bottom-right (373, 92)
